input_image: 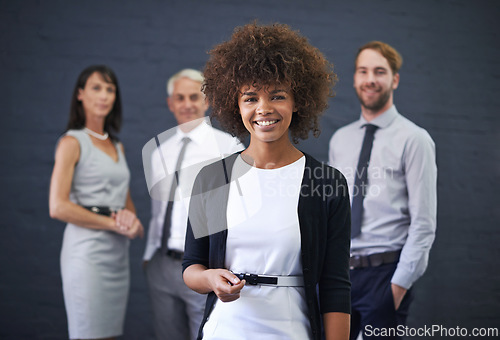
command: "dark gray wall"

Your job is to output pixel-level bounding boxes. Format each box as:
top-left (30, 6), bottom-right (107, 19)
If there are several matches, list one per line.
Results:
top-left (1, 0), bottom-right (498, 339)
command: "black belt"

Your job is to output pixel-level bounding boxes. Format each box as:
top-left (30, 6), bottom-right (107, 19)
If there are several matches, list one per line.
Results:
top-left (83, 206), bottom-right (117, 217)
top-left (349, 250), bottom-right (401, 270)
top-left (166, 249), bottom-right (184, 260)
top-left (231, 272), bottom-right (304, 287)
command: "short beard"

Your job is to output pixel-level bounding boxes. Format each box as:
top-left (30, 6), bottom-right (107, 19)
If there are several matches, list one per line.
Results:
top-left (358, 88), bottom-right (391, 112)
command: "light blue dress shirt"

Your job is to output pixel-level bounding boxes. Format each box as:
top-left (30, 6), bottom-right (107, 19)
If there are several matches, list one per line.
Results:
top-left (329, 106), bottom-right (437, 289)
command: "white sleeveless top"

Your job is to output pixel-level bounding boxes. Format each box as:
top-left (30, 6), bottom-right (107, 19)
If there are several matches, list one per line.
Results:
top-left (202, 155), bottom-right (312, 340)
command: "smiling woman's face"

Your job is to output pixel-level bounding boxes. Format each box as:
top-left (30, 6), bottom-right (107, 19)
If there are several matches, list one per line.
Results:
top-left (77, 72), bottom-right (116, 120)
top-left (238, 83), bottom-right (296, 145)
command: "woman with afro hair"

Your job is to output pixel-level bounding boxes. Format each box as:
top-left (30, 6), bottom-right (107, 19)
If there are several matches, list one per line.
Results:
top-left (183, 22), bottom-right (351, 340)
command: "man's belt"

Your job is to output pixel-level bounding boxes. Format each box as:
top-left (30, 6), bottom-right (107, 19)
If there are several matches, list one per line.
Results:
top-left (231, 272), bottom-right (304, 287)
top-left (166, 249), bottom-right (184, 260)
top-left (349, 250), bottom-right (401, 270)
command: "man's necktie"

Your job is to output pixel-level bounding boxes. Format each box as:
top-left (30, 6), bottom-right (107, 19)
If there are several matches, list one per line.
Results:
top-left (161, 137), bottom-right (191, 252)
top-left (351, 124), bottom-right (378, 239)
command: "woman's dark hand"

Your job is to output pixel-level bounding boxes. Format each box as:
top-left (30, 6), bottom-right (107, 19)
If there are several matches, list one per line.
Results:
top-left (206, 269), bottom-right (246, 303)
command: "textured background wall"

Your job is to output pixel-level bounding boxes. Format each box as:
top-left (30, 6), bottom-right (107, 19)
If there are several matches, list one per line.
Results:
top-left (1, 0), bottom-right (498, 339)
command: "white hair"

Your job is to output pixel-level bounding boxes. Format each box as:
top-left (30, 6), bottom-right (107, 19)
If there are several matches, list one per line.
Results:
top-left (166, 68), bottom-right (204, 96)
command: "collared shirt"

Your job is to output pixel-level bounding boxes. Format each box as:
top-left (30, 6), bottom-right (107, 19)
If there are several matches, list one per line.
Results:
top-left (143, 120), bottom-right (244, 260)
top-left (328, 106), bottom-right (437, 289)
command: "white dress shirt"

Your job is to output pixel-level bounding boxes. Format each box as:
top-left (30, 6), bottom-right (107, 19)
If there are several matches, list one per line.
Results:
top-left (329, 106), bottom-right (437, 289)
top-left (143, 119), bottom-right (244, 260)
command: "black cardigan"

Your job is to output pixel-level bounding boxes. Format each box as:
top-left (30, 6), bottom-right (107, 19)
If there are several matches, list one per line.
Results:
top-left (183, 152), bottom-right (351, 340)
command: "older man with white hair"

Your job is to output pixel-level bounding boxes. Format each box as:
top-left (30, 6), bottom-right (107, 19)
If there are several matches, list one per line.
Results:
top-left (143, 69), bottom-right (243, 340)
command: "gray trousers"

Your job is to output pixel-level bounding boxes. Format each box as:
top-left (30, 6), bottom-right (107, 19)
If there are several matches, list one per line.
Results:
top-left (145, 250), bottom-right (206, 340)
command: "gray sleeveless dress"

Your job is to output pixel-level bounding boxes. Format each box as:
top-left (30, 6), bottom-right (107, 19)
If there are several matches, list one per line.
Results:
top-left (60, 129), bottom-right (130, 339)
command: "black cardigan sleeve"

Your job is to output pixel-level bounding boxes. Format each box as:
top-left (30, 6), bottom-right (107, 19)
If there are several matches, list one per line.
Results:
top-left (182, 154), bottom-right (238, 273)
top-left (182, 168), bottom-right (210, 272)
top-left (319, 167), bottom-right (351, 314)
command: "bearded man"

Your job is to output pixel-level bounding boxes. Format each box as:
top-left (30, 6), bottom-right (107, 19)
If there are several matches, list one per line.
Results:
top-left (329, 41), bottom-right (437, 340)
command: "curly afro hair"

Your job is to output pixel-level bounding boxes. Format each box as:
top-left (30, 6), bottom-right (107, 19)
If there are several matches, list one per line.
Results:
top-left (203, 22), bottom-right (337, 143)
